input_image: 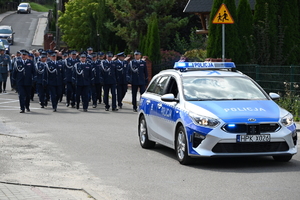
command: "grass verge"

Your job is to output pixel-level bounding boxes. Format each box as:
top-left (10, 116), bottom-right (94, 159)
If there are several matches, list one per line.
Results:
top-left (29, 2), bottom-right (54, 12)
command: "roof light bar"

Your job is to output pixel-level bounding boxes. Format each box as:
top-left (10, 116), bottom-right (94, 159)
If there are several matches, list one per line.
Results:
top-left (174, 62), bottom-right (236, 71)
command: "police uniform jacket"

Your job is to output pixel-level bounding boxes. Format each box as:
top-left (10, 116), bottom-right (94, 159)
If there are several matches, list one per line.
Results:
top-left (64, 57), bottom-right (79, 82)
top-left (0, 53), bottom-right (12, 73)
top-left (44, 60), bottom-right (64, 86)
top-left (35, 61), bottom-right (47, 84)
top-left (114, 59), bottom-right (128, 85)
top-left (91, 60), bottom-right (102, 84)
top-left (100, 60), bottom-right (118, 85)
top-left (128, 59), bottom-right (148, 85)
top-left (72, 62), bottom-right (94, 86)
top-left (12, 59), bottom-right (35, 86)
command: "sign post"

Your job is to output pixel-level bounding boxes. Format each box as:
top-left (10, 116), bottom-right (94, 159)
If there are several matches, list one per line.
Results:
top-left (212, 3), bottom-right (234, 62)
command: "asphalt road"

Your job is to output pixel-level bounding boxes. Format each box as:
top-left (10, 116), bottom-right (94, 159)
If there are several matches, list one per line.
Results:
top-left (0, 11), bottom-right (300, 200)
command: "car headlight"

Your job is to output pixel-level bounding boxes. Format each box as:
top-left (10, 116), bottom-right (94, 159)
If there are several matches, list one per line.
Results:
top-left (189, 112), bottom-right (220, 127)
top-left (281, 113), bottom-right (294, 127)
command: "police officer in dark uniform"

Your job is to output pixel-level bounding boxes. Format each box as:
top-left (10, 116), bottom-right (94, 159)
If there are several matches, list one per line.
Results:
top-left (115, 52), bottom-right (128, 109)
top-left (97, 52), bottom-right (105, 104)
top-left (100, 52), bottom-right (118, 111)
top-left (128, 50), bottom-right (148, 112)
top-left (34, 53), bottom-right (48, 108)
top-left (72, 53), bottom-right (94, 112)
top-left (90, 52), bottom-right (102, 108)
top-left (44, 52), bottom-right (65, 112)
top-left (0, 47), bottom-right (12, 93)
top-left (10, 51), bottom-right (22, 92)
top-left (87, 47), bottom-right (93, 61)
top-left (64, 50), bottom-right (78, 107)
top-left (12, 50), bottom-right (36, 113)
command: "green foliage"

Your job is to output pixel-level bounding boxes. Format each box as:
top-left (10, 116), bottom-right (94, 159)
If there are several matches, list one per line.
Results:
top-left (277, 82), bottom-right (300, 121)
top-left (183, 49), bottom-right (207, 62)
top-left (147, 13), bottom-right (161, 65)
top-left (106, 0), bottom-right (188, 50)
top-left (29, 2), bottom-right (53, 12)
top-left (154, 49), bottom-right (181, 74)
top-left (236, 0), bottom-right (253, 64)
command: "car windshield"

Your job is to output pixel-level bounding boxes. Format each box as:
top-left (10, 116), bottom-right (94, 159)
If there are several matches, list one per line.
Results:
top-left (0, 29), bottom-right (12, 34)
top-left (1, 40), bottom-right (9, 45)
top-left (19, 4), bottom-right (27, 7)
top-left (182, 76), bottom-right (268, 101)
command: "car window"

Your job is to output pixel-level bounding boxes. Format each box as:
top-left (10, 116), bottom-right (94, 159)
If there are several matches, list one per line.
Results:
top-left (165, 77), bottom-right (179, 97)
top-left (147, 76), bottom-right (161, 93)
top-left (182, 76), bottom-right (268, 101)
top-left (1, 40), bottom-right (9, 45)
top-left (19, 4), bottom-right (28, 7)
top-left (0, 29), bottom-right (12, 34)
top-left (154, 76), bottom-right (169, 95)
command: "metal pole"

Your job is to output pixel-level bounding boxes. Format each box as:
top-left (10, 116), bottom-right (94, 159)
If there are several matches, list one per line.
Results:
top-left (222, 24), bottom-right (225, 62)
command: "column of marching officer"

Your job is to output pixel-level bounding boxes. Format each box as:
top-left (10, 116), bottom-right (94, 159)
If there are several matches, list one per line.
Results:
top-left (9, 47), bottom-right (148, 113)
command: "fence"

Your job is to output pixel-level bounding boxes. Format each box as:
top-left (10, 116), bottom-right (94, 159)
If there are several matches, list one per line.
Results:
top-left (237, 64), bottom-right (300, 95)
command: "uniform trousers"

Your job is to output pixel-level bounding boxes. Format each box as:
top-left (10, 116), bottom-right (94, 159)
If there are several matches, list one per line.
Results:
top-left (17, 85), bottom-right (31, 111)
top-left (36, 83), bottom-right (47, 106)
top-left (66, 82), bottom-right (75, 106)
top-left (117, 84), bottom-right (128, 107)
top-left (0, 72), bottom-right (8, 92)
top-left (48, 85), bottom-right (62, 110)
top-left (91, 83), bottom-right (101, 106)
top-left (131, 84), bottom-right (146, 110)
top-left (76, 85), bottom-right (90, 109)
top-left (103, 84), bottom-right (117, 109)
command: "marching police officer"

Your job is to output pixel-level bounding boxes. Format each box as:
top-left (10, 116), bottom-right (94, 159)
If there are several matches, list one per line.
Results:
top-left (97, 52), bottom-right (105, 104)
top-left (12, 50), bottom-right (36, 113)
top-left (90, 52), bottom-right (102, 108)
top-left (64, 50), bottom-right (79, 107)
top-left (35, 53), bottom-right (48, 108)
top-left (128, 50), bottom-right (148, 112)
top-left (44, 52), bottom-right (65, 112)
top-left (115, 52), bottom-right (128, 109)
top-left (100, 52), bottom-right (118, 111)
top-left (72, 53), bottom-right (94, 112)
top-left (0, 47), bottom-right (12, 93)
top-left (10, 51), bottom-right (22, 92)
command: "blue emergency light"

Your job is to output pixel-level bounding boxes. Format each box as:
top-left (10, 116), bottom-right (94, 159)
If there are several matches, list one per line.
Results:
top-left (174, 62), bottom-right (236, 71)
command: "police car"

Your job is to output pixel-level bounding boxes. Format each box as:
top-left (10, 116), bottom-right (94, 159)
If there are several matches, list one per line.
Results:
top-left (138, 62), bottom-right (298, 165)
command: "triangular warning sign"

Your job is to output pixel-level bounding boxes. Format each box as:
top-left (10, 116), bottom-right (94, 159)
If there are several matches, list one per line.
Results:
top-left (212, 3), bottom-right (234, 24)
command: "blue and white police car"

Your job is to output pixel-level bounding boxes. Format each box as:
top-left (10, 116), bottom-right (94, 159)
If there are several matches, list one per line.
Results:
top-left (138, 62), bottom-right (297, 165)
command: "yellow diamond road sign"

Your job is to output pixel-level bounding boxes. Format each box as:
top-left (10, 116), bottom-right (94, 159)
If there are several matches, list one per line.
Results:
top-left (212, 3), bottom-right (234, 24)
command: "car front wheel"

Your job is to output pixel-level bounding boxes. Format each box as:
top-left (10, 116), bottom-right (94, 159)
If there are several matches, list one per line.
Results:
top-left (175, 126), bottom-right (191, 165)
top-left (138, 115), bottom-right (155, 149)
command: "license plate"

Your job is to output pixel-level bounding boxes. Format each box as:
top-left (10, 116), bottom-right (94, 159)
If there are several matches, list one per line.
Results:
top-left (236, 134), bottom-right (270, 142)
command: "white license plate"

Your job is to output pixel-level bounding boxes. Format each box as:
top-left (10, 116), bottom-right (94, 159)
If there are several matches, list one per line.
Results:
top-left (236, 134), bottom-right (270, 142)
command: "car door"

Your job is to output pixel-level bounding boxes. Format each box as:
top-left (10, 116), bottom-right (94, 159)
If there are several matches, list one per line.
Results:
top-left (155, 77), bottom-right (179, 147)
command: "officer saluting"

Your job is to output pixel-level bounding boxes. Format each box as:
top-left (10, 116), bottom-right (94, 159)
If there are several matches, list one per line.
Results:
top-left (0, 47), bottom-right (12, 93)
top-left (44, 52), bottom-right (65, 112)
top-left (128, 50), bottom-right (148, 112)
top-left (100, 52), bottom-right (118, 111)
top-left (12, 50), bottom-right (36, 113)
top-left (115, 52), bottom-right (128, 109)
top-left (72, 53), bottom-right (94, 112)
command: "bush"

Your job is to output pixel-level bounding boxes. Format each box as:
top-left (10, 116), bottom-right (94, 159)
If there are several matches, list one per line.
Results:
top-left (152, 49), bottom-right (181, 75)
top-left (183, 49), bottom-right (207, 62)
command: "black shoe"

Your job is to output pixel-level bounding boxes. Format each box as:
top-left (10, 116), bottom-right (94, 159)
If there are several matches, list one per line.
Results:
top-left (66, 103), bottom-right (70, 107)
top-left (105, 108), bottom-right (109, 111)
top-left (119, 106), bottom-right (122, 109)
top-left (41, 105), bottom-right (44, 108)
top-left (133, 109), bottom-right (138, 112)
top-left (83, 109), bottom-right (87, 112)
top-left (26, 108), bottom-right (30, 112)
top-left (53, 109), bottom-right (57, 112)
top-left (3, 90), bottom-right (6, 93)
top-left (31, 98), bottom-right (34, 101)
top-left (112, 108), bottom-right (118, 111)
top-left (76, 105), bottom-right (79, 109)
top-left (71, 105), bottom-right (76, 108)
top-left (20, 110), bottom-right (25, 113)
top-left (92, 104), bottom-right (97, 108)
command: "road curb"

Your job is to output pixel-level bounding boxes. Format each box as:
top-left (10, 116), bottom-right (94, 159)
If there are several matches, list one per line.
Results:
top-left (0, 11), bottom-right (16, 23)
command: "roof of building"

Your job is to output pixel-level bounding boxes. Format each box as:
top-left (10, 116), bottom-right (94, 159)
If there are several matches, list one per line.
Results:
top-left (183, 0), bottom-right (256, 13)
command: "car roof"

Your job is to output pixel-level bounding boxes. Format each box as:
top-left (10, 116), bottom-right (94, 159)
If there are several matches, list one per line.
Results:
top-left (19, 3), bottom-right (29, 5)
top-left (158, 68), bottom-right (246, 78)
top-left (0, 25), bottom-right (12, 29)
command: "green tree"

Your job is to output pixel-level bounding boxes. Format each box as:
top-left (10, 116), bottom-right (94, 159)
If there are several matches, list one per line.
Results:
top-left (147, 13), bottom-right (161, 65)
top-left (236, 0), bottom-right (253, 64)
top-left (106, 0), bottom-right (188, 50)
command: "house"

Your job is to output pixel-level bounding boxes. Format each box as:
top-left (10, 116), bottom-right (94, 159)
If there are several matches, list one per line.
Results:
top-left (183, 0), bottom-right (256, 34)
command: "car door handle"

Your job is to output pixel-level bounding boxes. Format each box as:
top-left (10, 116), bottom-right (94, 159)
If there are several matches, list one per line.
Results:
top-left (157, 103), bottom-right (162, 109)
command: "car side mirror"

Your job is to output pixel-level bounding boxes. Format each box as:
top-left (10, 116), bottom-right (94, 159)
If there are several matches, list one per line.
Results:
top-left (161, 93), bottom-right (179, 102)
top-left (269, 92), bottom-right (280, 100)
top-left (12, 32), bottom-right (15, 34)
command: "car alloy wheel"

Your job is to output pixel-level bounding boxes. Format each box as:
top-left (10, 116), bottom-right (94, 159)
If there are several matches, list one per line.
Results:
top-left (176, 126), bottom-right (191, 165)
top-left (138, 115), bottom-right (155, 149)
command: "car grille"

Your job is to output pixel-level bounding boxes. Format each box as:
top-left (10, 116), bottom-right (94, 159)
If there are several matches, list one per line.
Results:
top-left (212, 142), bottom-right (289, 153)
top-left (222, 123), bottom-right (280, 134)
